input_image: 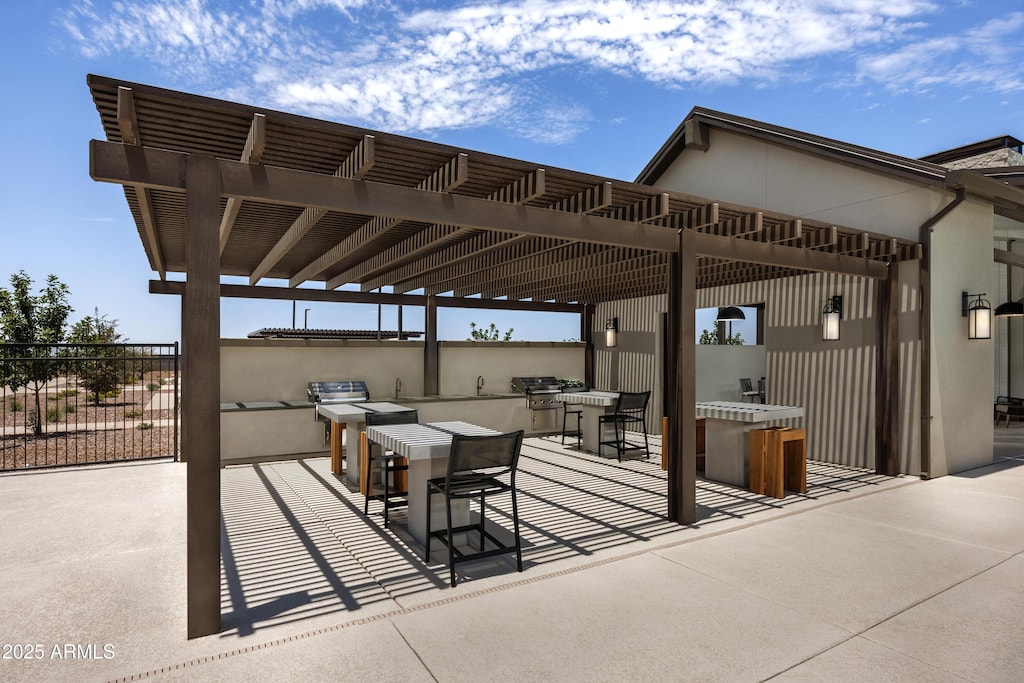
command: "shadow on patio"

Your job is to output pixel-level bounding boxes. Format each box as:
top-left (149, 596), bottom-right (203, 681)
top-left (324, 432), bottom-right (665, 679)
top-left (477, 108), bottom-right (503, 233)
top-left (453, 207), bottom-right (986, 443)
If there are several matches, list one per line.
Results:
top-left (218, 434), bottom-right (901, 637)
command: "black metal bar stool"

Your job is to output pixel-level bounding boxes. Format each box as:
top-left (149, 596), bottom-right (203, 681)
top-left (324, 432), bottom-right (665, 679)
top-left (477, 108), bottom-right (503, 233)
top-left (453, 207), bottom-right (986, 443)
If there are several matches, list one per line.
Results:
top-left (598, 391), bottom-right (651, 461)
top-left (561, 400), bottom-right (583, 447)
top-left (363, 409), bottom-right (419, 528)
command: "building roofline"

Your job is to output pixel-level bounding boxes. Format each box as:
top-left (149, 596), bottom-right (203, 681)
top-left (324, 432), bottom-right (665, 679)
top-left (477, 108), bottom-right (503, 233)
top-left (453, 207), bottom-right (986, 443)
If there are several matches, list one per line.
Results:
top-left (920, 135), bottom-right (1024, 165)
top-left (636, 106), bottom-right (949, 187)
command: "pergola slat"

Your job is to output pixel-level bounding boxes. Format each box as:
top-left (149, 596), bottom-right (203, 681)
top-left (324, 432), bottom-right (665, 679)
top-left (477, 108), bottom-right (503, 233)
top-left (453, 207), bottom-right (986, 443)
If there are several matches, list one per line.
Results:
top-left (249, 135), bottom-right (380, 284)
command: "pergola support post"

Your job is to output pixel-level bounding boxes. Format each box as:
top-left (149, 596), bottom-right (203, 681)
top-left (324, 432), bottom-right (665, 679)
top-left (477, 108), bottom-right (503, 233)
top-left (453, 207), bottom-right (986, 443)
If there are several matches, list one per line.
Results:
top-left (667, 230), bottom-right (697, 524)
top-left (424, 295), bottom-right (438, 395)
top-left (583, 305), bottom-right (595, 388)
top-left (876, 262), bottom-right (900, 476)
top-left (183, 154), bottom-right (222, 638)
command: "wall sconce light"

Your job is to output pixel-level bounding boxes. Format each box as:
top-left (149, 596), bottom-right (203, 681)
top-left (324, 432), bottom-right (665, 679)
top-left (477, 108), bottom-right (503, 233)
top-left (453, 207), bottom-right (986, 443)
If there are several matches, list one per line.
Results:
top-left (962, 292), bottom-right (992, 340)
top-left (605, 317), bottom-right (619, 348)
top-left (822, 295), bottom-right (842, 341)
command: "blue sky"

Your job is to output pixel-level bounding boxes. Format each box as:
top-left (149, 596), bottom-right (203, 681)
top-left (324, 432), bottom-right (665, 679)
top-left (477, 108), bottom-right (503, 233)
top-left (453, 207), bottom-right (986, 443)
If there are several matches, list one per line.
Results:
top-left (1, 0), bottom-right (1021, 343)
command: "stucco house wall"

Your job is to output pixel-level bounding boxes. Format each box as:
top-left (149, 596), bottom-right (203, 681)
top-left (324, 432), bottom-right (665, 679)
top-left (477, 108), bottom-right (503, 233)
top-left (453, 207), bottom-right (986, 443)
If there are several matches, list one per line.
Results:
top-left (632, 123), bottom-right (995, 476)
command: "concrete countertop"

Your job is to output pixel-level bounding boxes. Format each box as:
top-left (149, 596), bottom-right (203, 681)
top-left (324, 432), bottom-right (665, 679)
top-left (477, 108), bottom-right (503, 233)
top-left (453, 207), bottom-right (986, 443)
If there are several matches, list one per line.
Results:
top-left (221, 394), bottom-right (523, 411)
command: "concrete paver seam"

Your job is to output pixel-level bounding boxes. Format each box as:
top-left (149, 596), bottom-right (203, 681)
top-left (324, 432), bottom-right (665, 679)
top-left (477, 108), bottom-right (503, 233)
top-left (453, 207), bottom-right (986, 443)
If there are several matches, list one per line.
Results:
top-left (761, 551), bottom-right (1023, 681)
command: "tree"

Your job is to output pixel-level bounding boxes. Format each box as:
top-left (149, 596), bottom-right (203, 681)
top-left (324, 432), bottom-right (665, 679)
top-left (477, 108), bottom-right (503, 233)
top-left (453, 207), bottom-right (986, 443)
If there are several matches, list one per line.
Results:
top-left (0, 271), bottom-right (73, 435)
top-left (698, 327), bottom-right (745, 345)
top-left (467, 321), bottom-right (514, 341)
top-left (68, 308), bottom-right (127, 404)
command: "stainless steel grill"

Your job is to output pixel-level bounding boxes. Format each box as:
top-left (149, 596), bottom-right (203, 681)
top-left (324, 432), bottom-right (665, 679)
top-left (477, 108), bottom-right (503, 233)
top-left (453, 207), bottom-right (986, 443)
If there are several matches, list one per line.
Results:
top-left (307, 380), bottom-right (371, 404)
top-left (308, 380), bottom-right (370, 426)
top-left (510, 376), bottom-right (563, 410)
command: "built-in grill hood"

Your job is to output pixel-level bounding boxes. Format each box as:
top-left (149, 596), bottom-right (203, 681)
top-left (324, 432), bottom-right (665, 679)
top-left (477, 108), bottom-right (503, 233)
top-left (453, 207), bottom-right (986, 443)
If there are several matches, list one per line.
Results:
top-left (510, 376), bottom-right (561, 396)
top-left (307, 380), bottom-right (370, 404)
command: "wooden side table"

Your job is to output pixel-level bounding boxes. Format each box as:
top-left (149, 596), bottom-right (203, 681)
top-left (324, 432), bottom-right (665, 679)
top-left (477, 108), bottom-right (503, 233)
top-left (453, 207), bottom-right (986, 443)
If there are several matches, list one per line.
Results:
top-left (749, 427), bottom-right (806, 498)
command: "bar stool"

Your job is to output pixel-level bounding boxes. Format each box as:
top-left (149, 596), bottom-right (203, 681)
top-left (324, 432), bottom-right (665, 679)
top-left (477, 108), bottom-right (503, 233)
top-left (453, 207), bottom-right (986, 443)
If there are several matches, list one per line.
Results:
top-left (363, 409), bottom-right (419, 528)
top-left (598, 391), bottom-right (651, 461)
top-left (561, 400), bottom-right (583, 447)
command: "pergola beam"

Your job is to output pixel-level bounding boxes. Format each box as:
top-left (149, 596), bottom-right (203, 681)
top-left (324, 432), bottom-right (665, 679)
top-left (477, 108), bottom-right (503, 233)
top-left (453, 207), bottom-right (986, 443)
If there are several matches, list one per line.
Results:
top-left (219, 113), bottom-right (266, 254)
top-left (386, 181), bottom-right (616, 294)
top-left (250, 134), bottom-right (376, 284)
top-left (148, 280), bottom-right (584, 312)
top-left (116, 87), bottom-right (166, 279)
top-left (315, 154), bottom-right (470, 289)
top-left (90, 140), bottom-right (895, 278)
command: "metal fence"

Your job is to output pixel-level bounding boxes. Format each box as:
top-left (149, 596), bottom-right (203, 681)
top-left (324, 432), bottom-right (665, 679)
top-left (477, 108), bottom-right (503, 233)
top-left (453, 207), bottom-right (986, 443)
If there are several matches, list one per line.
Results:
top-left (0, 343), bottom-right (179, 471)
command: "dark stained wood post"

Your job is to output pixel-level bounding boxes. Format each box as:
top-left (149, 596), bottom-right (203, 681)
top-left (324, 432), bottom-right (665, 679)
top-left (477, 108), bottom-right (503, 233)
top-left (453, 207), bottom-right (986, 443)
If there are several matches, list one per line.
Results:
top-left (424, 295), bottom-right (438, 395)
top-left (668, 230), bottom-right (697, 524)
top-left (184, 154), bottom-right (222, 638)
top-left (876, 262), bottom-right (900, 476)
top-left (583, 304), bottom-right (595, 388)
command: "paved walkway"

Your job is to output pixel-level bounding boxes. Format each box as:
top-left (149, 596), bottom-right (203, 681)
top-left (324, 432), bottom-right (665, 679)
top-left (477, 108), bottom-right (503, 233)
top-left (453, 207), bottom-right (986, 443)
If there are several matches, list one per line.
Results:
top-left (1, 434), bottom-right (1022, 682)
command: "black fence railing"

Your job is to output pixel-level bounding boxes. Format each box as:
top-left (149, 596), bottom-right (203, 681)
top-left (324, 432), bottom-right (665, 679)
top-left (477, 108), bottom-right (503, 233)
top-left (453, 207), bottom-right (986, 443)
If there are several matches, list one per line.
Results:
top-left (0, 343), bottom-right (179, 471)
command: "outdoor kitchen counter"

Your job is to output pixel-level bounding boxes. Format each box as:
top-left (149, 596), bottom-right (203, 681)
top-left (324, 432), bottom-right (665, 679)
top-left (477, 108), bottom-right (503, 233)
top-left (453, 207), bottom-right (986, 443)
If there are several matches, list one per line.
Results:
top-left (221, 394), bottom-right (536, 466)
top-left (695, 401), bottom-right (805, 488)
top-left (555, 391), bottom-right (621, 456)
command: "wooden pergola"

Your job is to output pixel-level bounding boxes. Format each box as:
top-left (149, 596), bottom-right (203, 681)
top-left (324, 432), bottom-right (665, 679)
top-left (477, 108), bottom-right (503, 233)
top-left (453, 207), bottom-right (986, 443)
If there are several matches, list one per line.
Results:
top-left (87, 74), bottom-right (922, 637)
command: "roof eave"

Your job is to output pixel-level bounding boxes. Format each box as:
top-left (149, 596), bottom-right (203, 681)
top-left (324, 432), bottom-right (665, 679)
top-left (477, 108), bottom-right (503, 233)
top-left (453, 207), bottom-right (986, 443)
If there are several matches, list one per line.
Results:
top-left (636, 107), bottom-right (949, 187)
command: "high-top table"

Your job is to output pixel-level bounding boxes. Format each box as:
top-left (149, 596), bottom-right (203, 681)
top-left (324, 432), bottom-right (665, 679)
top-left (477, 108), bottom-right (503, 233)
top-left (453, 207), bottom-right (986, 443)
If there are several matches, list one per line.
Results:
top-left (365, 420), bottom-right (499, 545)
top-left (315, 401), bottom-right (415, 485)
top-left (695, 401), bottom-right (804, 487)
top-left (554, 390), bottom-right (621, 456)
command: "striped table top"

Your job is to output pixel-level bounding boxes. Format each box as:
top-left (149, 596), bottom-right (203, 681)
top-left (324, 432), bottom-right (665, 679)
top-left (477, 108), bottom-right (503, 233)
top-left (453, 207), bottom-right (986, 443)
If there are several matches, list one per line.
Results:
top-left (695, 401), bottom-right (804, 423)
top-left (365, 421), bottom-right (499, 460)
top-left (554, 390), bottom-right (620, 407)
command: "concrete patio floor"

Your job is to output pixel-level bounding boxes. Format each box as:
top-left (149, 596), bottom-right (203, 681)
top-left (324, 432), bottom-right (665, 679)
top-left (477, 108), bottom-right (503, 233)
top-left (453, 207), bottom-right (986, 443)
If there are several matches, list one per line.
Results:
top-left (2, 431), bottom-right (1023, 682)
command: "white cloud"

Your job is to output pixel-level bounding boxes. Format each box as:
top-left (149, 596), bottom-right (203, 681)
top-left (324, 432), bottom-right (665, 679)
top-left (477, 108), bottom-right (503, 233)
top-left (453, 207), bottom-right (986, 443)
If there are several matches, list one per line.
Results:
top-left (856, 10), bottom-right (1024, 94)
top-left (67, 0), bottom-right (1015, 142)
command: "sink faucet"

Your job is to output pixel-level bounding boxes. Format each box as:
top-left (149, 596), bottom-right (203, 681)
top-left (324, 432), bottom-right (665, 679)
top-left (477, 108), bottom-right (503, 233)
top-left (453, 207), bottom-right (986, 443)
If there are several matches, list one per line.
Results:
top-left (476, 375), bottom-right (485, 395)
top-left (395, 377), bottom-right (402, 398)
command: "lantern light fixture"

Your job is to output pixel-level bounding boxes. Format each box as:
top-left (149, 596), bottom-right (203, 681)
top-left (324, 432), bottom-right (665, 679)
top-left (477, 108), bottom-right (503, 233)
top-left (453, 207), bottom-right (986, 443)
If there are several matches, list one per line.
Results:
top-left (962, 292), bottom-right (992, 340)
top-left (605, 317), bottom-right (619, 348)
top-left (822, 296), bottom-right (843, 341)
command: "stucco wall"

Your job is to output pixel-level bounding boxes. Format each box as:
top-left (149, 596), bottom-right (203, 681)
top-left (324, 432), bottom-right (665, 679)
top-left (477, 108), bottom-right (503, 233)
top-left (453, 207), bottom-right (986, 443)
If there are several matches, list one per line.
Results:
top-left (596, 271), bottom-right (921, 472)
top-left (645, 125), bottom-right (1000, 477)
top-left (927, 197), bottom-right (995, 476)
top-left (220, 339), bottom-right (424, 402)
top-left (437, 341), bottom-right (585, 396)
top-left (695, 345), bottom-right (767, 402)
top-left (655, 128), bottom-right (936, 240)
top-left (222, 339), bottom-right (586, 402)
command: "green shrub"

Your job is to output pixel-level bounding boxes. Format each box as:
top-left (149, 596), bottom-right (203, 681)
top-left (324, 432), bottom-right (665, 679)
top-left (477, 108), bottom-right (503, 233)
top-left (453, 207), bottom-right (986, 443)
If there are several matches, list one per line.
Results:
top-left (45, 404), bottom-right (65, 422)
top-left (57, 389), bottom-right (78, 398)
top-left (137, 422), bottom-right (154, 430)
top-left (146, 383), bottom-right (161, 392)
top-left (6, 397), bottom-right (22, 412)
top-left (124, 409), bottom-right (141, 419)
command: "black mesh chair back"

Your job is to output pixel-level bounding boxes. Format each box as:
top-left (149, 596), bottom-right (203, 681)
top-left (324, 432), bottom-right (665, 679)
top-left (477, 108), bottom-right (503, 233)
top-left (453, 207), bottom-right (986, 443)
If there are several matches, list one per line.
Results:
top-left (426, 430), bottom-right (525, 587)
top-left (362, 409), bottom-right (418, 527)
top-left (740, 378), bottom-right (761, 402)
top-left (614, 391), bottom-right (650, 415)
top-left (599, 391), bottom-right (651, 462)
top-left (446, 431), bottom-right (523, 481)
